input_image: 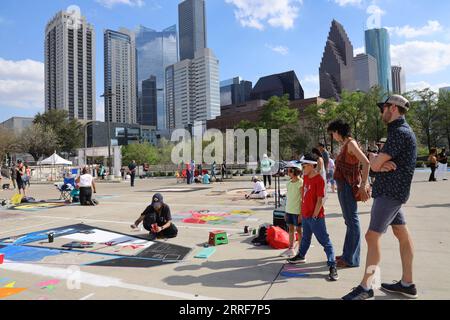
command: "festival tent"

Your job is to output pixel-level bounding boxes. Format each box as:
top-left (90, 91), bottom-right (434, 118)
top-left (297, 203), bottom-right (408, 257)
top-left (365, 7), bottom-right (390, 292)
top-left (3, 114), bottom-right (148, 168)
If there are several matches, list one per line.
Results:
top-left (37, 152), bottom-right (73, 181)
top-left (38, 153), bottom-right (73, 166)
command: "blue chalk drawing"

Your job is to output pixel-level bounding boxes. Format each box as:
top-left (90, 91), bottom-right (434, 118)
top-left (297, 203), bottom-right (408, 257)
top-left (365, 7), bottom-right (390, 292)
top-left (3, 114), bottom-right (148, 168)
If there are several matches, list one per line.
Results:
top-left (10, 228), bottom-right (77, 245)
top-left (0, 245), bottom-right (64, 262)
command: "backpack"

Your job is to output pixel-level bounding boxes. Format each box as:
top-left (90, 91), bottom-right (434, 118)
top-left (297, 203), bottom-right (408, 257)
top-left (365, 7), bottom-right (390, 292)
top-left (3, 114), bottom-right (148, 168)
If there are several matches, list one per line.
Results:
top-left (251, 224), bottom-right (271, 246)
top-left (266, 226), bottom-right (290, 250)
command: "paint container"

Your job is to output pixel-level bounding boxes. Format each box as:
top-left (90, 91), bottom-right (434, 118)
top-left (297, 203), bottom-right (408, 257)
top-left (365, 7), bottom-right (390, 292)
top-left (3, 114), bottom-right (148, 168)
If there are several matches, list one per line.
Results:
top-left (48, 233), bottom-right (54, 243)
top-left (0, 253), bottom-right (4, 265)
top-left (244, 226), bottom-right (249, 234)
top-left (253, 229), bottom-right (257, 235)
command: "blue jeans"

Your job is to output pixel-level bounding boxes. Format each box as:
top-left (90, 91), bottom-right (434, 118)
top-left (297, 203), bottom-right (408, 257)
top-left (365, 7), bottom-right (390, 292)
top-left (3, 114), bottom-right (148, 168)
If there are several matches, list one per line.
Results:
top-left (298, 217), bottom-right (336, 267)
top-left (336, 180), bottom-right (361, 267)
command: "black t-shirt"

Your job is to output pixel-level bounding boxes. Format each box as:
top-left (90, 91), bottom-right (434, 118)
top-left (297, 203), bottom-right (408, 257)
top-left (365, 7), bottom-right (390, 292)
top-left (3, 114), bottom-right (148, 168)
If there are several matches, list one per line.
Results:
top-left (141, 204), bottom-right (172, 228)
top-left (128, 163), bottom-right (137, 173)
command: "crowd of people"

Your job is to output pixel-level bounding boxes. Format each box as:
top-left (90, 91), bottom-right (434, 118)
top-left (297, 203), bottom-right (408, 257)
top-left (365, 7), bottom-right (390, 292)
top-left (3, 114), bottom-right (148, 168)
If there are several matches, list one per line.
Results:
top-left (276, 95), bottom-right (423, 300)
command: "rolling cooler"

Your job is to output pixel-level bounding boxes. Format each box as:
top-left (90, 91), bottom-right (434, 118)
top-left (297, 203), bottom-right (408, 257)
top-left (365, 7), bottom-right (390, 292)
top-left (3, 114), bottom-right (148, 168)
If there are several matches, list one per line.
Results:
top-left (273, 161), bottom-right (288, 232)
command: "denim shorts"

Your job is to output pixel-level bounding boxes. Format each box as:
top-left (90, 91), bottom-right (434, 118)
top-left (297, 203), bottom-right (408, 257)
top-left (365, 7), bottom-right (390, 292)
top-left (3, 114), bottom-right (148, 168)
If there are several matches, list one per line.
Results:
top-left (369, 196), bottom-right (407, 234)
top-left (285, 213), bottom-right (301, 227)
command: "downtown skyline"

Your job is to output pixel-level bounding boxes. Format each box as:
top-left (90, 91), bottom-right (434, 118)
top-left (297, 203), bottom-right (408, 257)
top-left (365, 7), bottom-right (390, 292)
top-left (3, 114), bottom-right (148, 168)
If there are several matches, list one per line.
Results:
top-left (1, 0), bottom-right (450, 122)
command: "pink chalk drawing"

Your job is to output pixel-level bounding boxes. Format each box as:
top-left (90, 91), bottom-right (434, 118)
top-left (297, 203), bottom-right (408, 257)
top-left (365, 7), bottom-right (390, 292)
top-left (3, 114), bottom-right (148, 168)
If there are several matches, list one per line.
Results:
top-left (36, 279), bottom-right (60, 289)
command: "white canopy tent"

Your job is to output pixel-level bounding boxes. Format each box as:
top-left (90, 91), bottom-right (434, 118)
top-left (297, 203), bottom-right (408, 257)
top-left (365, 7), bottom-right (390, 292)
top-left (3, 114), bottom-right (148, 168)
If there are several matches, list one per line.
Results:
top-left (38, 153), bottom-right (73, 166)
top-left (38, 152), bottom-right (73, 181)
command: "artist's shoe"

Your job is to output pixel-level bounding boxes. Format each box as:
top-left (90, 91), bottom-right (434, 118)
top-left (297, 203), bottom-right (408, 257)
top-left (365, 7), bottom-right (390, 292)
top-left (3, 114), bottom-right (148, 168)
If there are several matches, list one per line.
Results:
top-left (381, 281), bottom-right (418, 299)
top-left (287, 254), bottom-right (306, 264)
top-left (342, 286), bottom-right (374, 300)
top-left (328, 266), bottom-right (339, 281)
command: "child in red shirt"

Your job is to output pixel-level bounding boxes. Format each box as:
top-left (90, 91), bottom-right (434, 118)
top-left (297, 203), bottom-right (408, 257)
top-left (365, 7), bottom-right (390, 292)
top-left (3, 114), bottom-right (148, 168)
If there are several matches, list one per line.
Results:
top-left (288, 153), bottom-right (339, 282)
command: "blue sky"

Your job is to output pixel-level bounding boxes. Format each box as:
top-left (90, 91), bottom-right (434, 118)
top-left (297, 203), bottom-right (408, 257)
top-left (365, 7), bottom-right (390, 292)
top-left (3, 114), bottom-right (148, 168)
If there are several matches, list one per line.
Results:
top-left (1, 0), bottom-right (450, 122)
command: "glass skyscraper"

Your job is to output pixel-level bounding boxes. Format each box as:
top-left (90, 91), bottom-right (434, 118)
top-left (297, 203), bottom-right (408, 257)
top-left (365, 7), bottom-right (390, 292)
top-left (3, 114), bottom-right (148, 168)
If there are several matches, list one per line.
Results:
top-left (178, 0), bottom-right (207, 61)
top-left (136, 25), bottom-right (178, 129)
top-left (365, 28), bottom-right (392, 96)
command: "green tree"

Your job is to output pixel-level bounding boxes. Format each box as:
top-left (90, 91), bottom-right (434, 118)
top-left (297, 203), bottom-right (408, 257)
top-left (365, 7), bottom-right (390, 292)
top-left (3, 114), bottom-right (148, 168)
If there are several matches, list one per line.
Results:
top-left (305, 99), bottom-right (337, 147)
top-left (33, 109), bottom-right (83, 154)
top-left (19, 123), bottom-right (59, 161)
top-left (335, 90), bottom-right (369, 142)
top-left (121, 143), bottom-right (159, 166)
top-left (408, 89), bottom-right (440, 151)
top-left (437, 90), bottom-right (450, 148)
top-left (0, 127), bottom-right (17, 166)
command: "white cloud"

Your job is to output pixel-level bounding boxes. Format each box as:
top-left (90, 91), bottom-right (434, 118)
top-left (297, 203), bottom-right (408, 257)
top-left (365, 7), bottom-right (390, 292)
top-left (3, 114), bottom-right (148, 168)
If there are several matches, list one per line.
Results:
top-left (391, 41), bottom-right (450, 75)
top-left (333, 0), bottom-right (362, 7)
top-left (406, 81), bottom-right (450, 93)
top-left (301, 74), bottom-right (319, 98)
top-left (95, 0), bottom-right (145, 9)
top-left (0, 58), bottom-right (44, 110)
top-left (354, 46), bottom-right (365, 55)
top-left (225, 0), bottom-right (303, 30)
top-left (265, 44), bottom-right (289, 55)
top-left (388, 20), bottom-right (443, 39)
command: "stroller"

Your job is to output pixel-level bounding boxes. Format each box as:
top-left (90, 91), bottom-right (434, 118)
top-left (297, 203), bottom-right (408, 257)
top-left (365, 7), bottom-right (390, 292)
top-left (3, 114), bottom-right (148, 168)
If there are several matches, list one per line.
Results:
top-left (55, 177), bottom-right (76, 201)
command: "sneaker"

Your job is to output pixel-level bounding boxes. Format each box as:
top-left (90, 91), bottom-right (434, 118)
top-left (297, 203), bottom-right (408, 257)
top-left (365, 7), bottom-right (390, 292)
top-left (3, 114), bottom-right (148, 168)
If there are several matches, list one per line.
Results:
top-left (342, 286), bottom-right (375, 300)
top-left (381, 281), bottom-right (418, 299)
top-left (328, 266), bottom-right (339, 281)
top-left (280, 248), bottom-right (296, 257)
top-left (287, 254), bottom-right (306, 264)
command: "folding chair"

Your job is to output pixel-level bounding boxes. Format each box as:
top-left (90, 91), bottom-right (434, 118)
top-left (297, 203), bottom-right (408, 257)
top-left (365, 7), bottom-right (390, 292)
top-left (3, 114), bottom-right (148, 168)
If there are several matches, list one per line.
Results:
top-left (55, 177), bottom-right (75, 201)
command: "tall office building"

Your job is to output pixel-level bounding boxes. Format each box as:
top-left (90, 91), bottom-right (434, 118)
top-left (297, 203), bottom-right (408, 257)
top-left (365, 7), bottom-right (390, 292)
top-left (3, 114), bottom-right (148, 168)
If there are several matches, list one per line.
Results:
top-left (169, 48), bottom-right (220, 129)
top-left (136, 25), bottom-right (178, 129)
top-left (165, 65), bottom-right (176, 130)
top-left (319, 20), bottom-right (354, 100)
top-left (365, 28), bottom-right (392, 95)
top-left (251, 71), bottom-right (304, 101)
top-left (141, 76), bottom-right (157, 127)
top-left (104, 29), bottom-right (137, 124)
top-left (353, 54), bottom-right (378, 93)
top-left (45, 10), bottom-right (96, 120)
top-left (220, 77), bottom-right (252, 106)
top-left (391, 66), bottom-right (406, 95)
top-left (179, 0), bottom-right (207, 61)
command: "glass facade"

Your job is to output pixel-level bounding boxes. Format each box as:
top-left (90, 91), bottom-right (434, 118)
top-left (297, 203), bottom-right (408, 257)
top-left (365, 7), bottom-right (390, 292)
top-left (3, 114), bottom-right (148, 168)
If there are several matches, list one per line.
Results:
top-left (365, 28), bottom-right (392, 96)
top-left (178, 0), bottom-right (207, 61)
top-left (141, 76), bottom-right (157, 127)
top-left (136, 25), bottom-right (178, 129)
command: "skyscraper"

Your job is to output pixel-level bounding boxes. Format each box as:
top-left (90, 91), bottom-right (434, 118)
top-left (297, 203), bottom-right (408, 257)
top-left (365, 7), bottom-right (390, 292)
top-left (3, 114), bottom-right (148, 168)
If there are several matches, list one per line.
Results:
top-left (45, 10), bottom-right (96, 120)
top-left (251, 71), bottom-right (304, 101)
top-left (319, 20), bottom-right (354, 100)
top-left (104, 29), bottom-right (137, 124)
top-left (365, 28), bottom-right (392, 95)
top-left (440, 87), bottom-right (450, 94)
top-left (353, 54), bottom-right (378, 93)
top-left (391, 66), bottom-right (406, 95)
top-left (135, 25), bottom-right (178, 129)
top-left (179, 0), bottom-right (207, 61)
top-left (141, 76), bottom-right (157, 127)
top-left (220, 77), bottom-right (252, 106)
top-left (170, 48), bottom-right (220, 129)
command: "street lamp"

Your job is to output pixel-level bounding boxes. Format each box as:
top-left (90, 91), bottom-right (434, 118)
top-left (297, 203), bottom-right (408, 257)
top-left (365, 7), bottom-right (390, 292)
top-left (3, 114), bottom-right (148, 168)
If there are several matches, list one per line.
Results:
top-left (101, 92), bottom-right (116, 178)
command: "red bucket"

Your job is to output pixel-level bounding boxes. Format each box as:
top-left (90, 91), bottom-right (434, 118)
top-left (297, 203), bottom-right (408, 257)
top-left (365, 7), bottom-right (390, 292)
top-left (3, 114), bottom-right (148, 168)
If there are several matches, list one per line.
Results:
top-left (0, 253), bottom-right (4, 264)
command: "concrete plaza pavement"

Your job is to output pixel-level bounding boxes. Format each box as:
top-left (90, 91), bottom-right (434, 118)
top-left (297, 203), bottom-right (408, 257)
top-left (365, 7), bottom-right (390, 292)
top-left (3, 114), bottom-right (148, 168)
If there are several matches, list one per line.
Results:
top-left (0, 171), bottom-right (449, 300)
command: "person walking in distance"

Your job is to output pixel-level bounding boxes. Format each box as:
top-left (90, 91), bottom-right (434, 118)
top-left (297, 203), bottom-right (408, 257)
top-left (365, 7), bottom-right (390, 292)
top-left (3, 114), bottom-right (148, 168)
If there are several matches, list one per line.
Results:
top-left (128, 160), bottom-right (137, 187)
top-left (428, 148), bottom-right (438, 182)
top-left (342, 95), bottom-right (418, 300)
top-left (10, 166), bottom-right (17, 190)
top-left (327, 119), bottom-right (371, 269)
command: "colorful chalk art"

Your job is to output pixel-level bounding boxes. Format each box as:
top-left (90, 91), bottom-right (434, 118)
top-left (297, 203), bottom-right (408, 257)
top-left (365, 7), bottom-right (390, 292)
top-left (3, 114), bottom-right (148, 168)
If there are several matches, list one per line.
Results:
top-left (173, 209), bottom-right (256, 225)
